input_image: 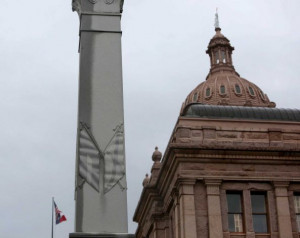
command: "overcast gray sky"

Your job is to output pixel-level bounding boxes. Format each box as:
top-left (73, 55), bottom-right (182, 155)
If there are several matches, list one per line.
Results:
top-left (1, 0), bottom-right (300, 237)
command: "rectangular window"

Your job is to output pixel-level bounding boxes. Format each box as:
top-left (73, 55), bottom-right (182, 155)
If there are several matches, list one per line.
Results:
top-left (227, 192), bottom-right (244, 232)
top-left (294, 194), bottom-right (300, 232)
top-left (251, 192), bottom-right (268, 233)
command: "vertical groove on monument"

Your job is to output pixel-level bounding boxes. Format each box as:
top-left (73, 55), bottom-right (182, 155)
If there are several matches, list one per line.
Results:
top-left (71, 0), bottom-right (128, 234)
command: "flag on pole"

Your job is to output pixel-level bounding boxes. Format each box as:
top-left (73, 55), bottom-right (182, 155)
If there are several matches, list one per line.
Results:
top-left (104, 123), bottom-right (125, 193)
top-left (54, 201), bottom-right (67, 225)
top-left (78, 122), bottom-right (103, 192)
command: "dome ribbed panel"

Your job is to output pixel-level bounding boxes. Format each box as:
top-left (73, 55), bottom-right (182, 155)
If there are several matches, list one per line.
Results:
top-left (184, 72), bottom-right (273, 108)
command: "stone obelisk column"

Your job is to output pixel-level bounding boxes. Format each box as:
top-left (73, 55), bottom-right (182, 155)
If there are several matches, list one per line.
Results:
top-left (71, 0), bottom-right (129, 236)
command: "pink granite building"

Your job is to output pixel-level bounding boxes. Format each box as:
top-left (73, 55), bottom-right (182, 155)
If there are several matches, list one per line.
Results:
top-left (133, 22), bottom-right (300, 238)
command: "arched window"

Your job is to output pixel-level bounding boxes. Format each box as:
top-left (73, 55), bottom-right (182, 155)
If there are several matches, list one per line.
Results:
top-left (235, 84), bottom-right (241, 94)
top-left (206, 87), bottom-right (211, 97)
top-left (259, 90), bottom-right (265, 101)
top-left (220, 85), bottom-right (226, 94)
top-left (221, 50), bottom-right (226, 63)
top-left (215, 51), bottom-right (219, 64)
top-left (249, 86), bottom-right (255, 96)
top-left (193, 93), bottom-right (198, 102)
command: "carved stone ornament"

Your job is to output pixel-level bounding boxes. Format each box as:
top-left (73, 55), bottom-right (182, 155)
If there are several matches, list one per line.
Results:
top-left (72, 0), bottom-right (81, 15)
top-left (105, 0), bottom-right (114, 4)
top-left (87, 0), bottom-right (114, 4)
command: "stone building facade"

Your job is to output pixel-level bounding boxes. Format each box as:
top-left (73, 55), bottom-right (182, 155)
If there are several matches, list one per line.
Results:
top-left (133, 23), bottom-right (300, 238)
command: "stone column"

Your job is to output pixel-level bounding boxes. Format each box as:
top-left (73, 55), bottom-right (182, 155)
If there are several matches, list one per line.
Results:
top-left (178, 182), bottom-right (197, 238)
top-left (243, 190), bottom-right (254, 238)
top-left (274, 181), bottom-right (293, 238)
top-left (205, 179), bottom-right (223, 238)
top-left (164, 218), bottom-right (170, 238)
top-left (174, 197), bottom-right (181, 238)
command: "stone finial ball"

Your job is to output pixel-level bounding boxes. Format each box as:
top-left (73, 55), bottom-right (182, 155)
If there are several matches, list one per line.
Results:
top-left (152, 146), bottom-right (162, 162)
top-left (142, 173), bottom-right (150, 187)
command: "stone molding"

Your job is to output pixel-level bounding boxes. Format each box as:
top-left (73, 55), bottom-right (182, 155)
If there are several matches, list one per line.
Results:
top-left (273, 181), bottom-right (290, 197)
top-left (273, 181), bottom-right (290, 187)
top-left (205, 179), bottom-right (222, 195)
top-left (174, 178), bottom-right (196, 197)
top-left (72, 0), bottom-right (124, 15)
top-left (206, 185), bottom-right (220, 196)
top-left (105, 0), bottom-right (114, 4)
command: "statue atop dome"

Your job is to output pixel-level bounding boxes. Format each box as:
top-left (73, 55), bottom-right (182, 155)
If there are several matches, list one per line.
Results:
top-left (214, 8), bottom-right (220, 29)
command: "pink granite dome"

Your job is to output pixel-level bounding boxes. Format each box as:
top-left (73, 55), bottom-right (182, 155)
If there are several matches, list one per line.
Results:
top-left (183, 27), bottom-right (276, 109)
top-left (185, 71), bottom-right (275, 108)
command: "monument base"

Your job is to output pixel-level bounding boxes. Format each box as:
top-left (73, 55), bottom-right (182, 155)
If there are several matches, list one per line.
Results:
top-left (69, 233), bottom-right (135, 238)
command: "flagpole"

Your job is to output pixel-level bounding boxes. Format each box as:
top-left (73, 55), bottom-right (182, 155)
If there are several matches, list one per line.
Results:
top-left (51, 197), bottom-right (54, 238)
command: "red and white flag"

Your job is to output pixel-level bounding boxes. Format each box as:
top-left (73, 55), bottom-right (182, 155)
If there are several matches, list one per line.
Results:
top-left (54, 201), bottom-right (67, 224)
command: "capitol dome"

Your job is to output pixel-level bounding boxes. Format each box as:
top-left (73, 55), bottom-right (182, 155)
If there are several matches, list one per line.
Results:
top-left (183, 24), bottom-right (276, 110)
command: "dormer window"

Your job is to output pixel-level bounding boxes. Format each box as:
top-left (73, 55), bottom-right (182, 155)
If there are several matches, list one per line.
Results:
top-left (248, 86), bottom-right (255, 96)
top-left (220, 85), bottom-right (226, 94)
top-left (235, 84), bottom-right (241, 94)
top-left (193, 93), bottom-right (198, 102)
top-left (206, 87), bottom-right (211, 97)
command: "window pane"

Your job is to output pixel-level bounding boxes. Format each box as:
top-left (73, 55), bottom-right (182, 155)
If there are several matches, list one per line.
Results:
top-left (294, 195), bottom-right (300, 213)
top-left (251, 194), bottom-right (266, 213)
top-left (220, 85), bottom-right (225, 94)
top-left (253, 215), bottom-right (267, 233)
top-left (206, 88), bottom-right (211, 97)
top-left (228, 214), bottom-right (235, 232)
top-left (235, 84), bottom-right (241, 94)
top-left (228, 214), bottom-right (243, 232)
top-left (193, 93), bottom-right (198, 102)
top-left (215, 51), bottom-right (219, 64)
top-left (221, 51), bottom-right (226, 63)
top-left (227, 193), bottom-right (242, 213)
top-left (234, 214), bottom-right (243, 232)
top-left (249, 86), bottom-right (255, 96)
top-left (259, 90), bottom-right (265, 100)
top-left (297, 215), bottom-right (300, 232)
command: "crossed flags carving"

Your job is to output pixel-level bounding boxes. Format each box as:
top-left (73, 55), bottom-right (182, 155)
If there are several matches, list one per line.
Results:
top-left (78, 122), bottom-right (125, 193)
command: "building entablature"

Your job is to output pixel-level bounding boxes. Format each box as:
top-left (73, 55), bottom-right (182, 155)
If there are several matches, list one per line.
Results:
top-left (167, 106), bottom-right (300, 153)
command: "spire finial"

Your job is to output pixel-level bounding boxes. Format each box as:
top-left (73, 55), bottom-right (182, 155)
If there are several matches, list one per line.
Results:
top-left (214, 8), bottom-right (220, 30)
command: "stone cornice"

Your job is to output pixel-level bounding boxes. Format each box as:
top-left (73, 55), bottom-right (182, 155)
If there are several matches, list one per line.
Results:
top-left (72, 0), bottom-right (124, 15)
top-left (133, 186), bottom-right (161, 223)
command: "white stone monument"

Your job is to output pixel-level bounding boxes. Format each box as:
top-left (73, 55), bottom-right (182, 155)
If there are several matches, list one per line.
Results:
top-left (70, 1), bottom-right (133, 237)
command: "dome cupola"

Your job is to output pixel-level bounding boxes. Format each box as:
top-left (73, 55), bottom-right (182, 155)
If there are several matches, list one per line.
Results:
top-left (206, 12), bottom-right (236, 75)
top-left (183, 12), bottom-right (276, 110)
